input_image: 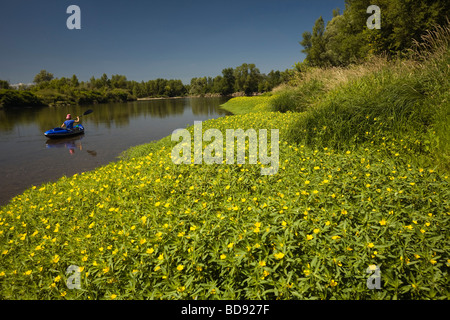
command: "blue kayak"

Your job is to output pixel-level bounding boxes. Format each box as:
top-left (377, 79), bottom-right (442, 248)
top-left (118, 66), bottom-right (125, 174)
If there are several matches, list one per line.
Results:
top-left (44, 124), bottom-right (85, 139)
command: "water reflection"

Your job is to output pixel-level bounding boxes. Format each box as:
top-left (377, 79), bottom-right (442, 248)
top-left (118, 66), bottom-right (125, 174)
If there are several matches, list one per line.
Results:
top-left (0, 97), bottom-right (231, 134)
top-left (45, 135), bottom-right (97, 156)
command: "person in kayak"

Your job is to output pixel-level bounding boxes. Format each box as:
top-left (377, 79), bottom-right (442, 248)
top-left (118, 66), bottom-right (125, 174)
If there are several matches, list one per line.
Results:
top-left (61, 114), bottom-right (80, 130)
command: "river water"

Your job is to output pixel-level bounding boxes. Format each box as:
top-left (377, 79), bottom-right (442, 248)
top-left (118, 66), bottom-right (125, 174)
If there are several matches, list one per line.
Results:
top-left (0, 97), bottom-right (231, 206)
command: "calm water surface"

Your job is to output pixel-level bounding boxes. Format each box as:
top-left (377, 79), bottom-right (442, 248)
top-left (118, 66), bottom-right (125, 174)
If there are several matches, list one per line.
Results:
top-left (0, 97), bottom-right (231, 206)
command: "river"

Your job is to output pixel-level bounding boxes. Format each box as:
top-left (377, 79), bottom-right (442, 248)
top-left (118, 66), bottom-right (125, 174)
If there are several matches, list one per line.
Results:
top-left (0, 97), bottom-right (231, 206)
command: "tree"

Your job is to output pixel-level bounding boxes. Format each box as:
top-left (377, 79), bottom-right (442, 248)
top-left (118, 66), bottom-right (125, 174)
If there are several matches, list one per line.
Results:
top-left (111, 74), bottom-right (127, 89)
top-left (0, 80), bottom-right (9, 89)
top-left (221, 68), bottom-right (235, 95)
top-left (70, 74), bottom-right (79, 87)
top-left (309, 16), bottom-right (327, 66)
top-left (211, 75), bottom-right (223, 94)
top-left (299, 31), bottom-right (312, 58)
top-left (233, 63), bottom-right (262, 95)
top-left (300, 0), bottom-right (450, 67)
top-left (33, 70), bottom-right (54, 84)
top-left (99, 73), bottom-right (110, 89)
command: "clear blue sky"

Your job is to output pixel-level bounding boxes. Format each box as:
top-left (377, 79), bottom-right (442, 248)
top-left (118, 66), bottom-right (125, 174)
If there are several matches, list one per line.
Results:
top-left (0, 0), bottom-right (345, 84)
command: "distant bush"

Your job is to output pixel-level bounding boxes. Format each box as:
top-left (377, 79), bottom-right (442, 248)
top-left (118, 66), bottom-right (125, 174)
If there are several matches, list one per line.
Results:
top-left (0, 89), bottom-right (44, 108)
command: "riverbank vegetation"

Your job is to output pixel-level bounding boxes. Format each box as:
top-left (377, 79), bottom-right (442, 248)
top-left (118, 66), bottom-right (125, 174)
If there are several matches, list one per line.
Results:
top-left (0, 1), bottom-right (449, 300)
top-left (0, 64), bottom-right (291, 108)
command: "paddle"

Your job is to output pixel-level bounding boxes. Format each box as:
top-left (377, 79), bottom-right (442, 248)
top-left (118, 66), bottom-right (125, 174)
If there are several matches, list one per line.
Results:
top-left (78, 109), bottom-right (93, 118)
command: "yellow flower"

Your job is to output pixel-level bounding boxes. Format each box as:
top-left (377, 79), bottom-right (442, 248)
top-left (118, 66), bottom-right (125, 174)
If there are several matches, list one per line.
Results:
top-left (368, 243), bottom-right (375, 248)
top-left (227, 242), bottom-right (234, 249)
top-left (157, 254), bottom-right (164, 260)
top-left (110, 294), bottom-right (117, 300)
top-left (306, 234), bottom-right (313, 241)
top-left (313, 228), bottom-right (320, 234)
top-left (430, 259), bottom-right (437, 265)
top-left (103, 267), bottom-right (110, 273)
top-left (177, 265), bottom-right (184, 271)
top-left (274, 252), bottom-right (285, 260)
top-left (330, 279), bottom-right (338, 287)
top-left (379, 218), bottom-right (387, 226)
top-left (52, 254), bottom-right (60, 264)
top-left (259, 261), bottom-right (266, 267)
top-left (331, 235), bottom-right (341, 240)
top-left (146, 248), bottom-right (154, 254)
top-left (154, 266), bottom-right (161, 271)
top-left (220, 254), bottom-right (227, 260)
top-left (24, 270), bottom-right (32, 276)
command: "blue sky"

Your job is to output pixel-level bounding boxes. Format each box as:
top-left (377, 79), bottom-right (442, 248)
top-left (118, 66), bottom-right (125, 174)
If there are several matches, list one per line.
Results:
top-left (0, 0), bottom-right (345, 84)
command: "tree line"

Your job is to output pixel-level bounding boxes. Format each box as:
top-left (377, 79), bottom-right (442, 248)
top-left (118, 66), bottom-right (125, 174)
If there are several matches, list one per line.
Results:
top-left (0, 63), bottom-right (291, 108)
top-left (299, 0), bottom-right (450, 68)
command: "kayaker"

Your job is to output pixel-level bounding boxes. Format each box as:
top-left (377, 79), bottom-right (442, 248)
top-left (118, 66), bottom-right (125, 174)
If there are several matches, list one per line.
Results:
top-left (61, 114), bottom-right (80, 130)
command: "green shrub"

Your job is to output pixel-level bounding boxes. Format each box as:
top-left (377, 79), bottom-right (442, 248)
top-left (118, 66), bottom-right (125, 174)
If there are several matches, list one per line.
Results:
top-left (0, 89), bottom-right (44, 107)
top-left (269, 80), bottom-right (324, 113)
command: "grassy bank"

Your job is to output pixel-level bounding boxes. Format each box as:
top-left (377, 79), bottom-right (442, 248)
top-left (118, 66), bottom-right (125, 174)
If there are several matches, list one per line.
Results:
top-left (1, 27), bottom-right (449, 300)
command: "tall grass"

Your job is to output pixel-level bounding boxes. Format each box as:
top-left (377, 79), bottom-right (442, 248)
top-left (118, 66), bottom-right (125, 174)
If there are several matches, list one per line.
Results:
top-left (271, 22), bottom-right (450, 171)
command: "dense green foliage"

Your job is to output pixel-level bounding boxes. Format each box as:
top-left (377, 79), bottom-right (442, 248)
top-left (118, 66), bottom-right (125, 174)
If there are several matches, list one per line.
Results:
top-left (300, 0), bottom-right (450, 67)
top-left (0, 89), bottom-right (44, 108)
top-left (0, 80), bottom-right (10, 90)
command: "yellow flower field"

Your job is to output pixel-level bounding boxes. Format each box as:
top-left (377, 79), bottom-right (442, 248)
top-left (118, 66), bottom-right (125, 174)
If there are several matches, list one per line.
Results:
top-left (0, 109), bottom-right (449, 299)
